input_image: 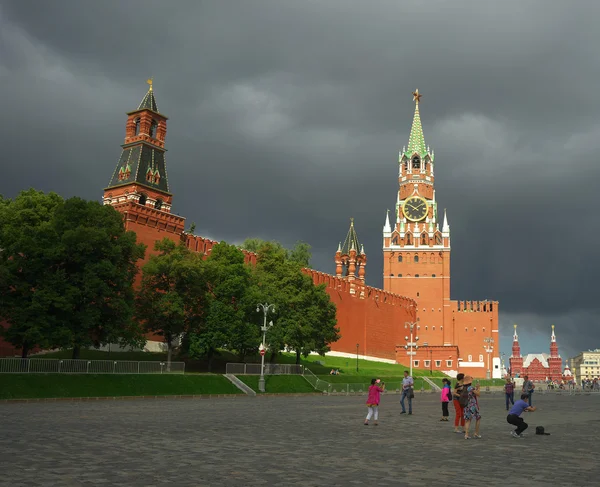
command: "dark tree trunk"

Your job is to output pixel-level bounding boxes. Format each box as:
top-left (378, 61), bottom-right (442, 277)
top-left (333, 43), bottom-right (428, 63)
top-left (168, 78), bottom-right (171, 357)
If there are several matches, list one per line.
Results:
top-left (207, 349), bottom-right (214, 373)
top-left (166, 339), bottom-right (172, 372)
top-left (295, 349), bottom-right (301, 365)
top-left (21, 343), bottom-right (30, 359)
top-left (269, 350), bottom-right (278, 364)
top-left (72, 345), bottom-right (81, 360)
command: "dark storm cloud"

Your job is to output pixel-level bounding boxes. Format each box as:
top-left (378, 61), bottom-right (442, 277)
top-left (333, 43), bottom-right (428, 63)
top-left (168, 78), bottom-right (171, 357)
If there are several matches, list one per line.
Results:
top-left (1, 0), bottom-right (600, 358)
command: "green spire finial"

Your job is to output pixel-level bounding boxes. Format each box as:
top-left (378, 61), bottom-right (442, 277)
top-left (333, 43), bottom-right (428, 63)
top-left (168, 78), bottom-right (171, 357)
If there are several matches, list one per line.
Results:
top-left (406, 89), bottom-right (427, 157)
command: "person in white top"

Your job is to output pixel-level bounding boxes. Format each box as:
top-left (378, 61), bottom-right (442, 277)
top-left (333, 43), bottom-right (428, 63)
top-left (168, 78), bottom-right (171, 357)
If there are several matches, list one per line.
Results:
top-left (400, 370), bottom-right (414, 414)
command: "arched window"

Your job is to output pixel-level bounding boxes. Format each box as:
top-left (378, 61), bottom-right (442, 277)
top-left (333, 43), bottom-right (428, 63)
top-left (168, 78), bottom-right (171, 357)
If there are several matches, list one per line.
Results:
top-left (398, 274), bottom-right (402, 277)
top-left (468, 354), bottom-right (472, 362)
top-left (432, 274), bottom-right (436, 278)
top-left (392, 236), bottom-right (399, 245)
top-left (436, 234), bottom-right (442, 245)
top-left (134, 118), bottom-right (141, 135)
top-left (412, 156), bottom-right (420, 169)
top-left (154, 199), bottom-right (163, 210)
top-left (414, 255), bottom-right (419, 263)
top-left (479, 354), bottom-right (484, 362)
top-left (406, 234), bottom-right (412, 245)
top-left (390, 273), bottom-right (394, 277)
top-left (150, 120), bottom-right (157, 138)
top-left (138, 193), bottom-right (147, 206)
top-left (398, 255), bottom-right (403, 262)
top-left (415, 274), bottom-right (419, 278)
top-left (421, 233), bottom-right (428, 245)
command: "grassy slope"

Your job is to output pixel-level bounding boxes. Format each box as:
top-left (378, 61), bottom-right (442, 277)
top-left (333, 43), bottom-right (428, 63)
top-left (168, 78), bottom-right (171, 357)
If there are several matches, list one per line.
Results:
top-left (237, 375), bottom-right (316, 394)
top-left (0, 374), bottom-right (240, 400)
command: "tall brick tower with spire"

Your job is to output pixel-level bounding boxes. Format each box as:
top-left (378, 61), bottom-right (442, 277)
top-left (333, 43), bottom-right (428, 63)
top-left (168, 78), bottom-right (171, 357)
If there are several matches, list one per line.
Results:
top-left (383, 89), bottom-right (450, 340)
top-left (383, 90), bottom-right (499, 378)
top-left (335, 218), bottom-right (367, 298)
top-left (103, 80), bottom-right (185, 258)
top-left (510, 324), bottom-right (523, 377)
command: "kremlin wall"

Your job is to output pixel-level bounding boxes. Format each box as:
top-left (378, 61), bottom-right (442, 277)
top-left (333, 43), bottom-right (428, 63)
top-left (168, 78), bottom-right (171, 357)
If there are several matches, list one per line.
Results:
top-left (99, 82), bottom-right (501, 378)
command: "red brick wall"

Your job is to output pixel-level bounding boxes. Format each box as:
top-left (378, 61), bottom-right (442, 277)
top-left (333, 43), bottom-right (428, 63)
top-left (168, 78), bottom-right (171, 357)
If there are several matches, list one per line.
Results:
top-left (305, 270), bottom-right (417, 361)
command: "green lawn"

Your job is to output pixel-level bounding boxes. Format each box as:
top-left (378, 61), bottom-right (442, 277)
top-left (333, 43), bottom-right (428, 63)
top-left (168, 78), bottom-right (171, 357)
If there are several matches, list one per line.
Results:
top-left (237, 375), bottom-right (317, 394)
top-left (0, 374), bottom-right (241, 400)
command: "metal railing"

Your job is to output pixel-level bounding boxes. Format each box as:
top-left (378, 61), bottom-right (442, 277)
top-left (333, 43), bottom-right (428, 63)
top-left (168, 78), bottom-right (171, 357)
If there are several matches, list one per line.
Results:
top-left (0, 358), bottom-right (185, 374)
top-left (225, 363), bottom-right (304, 376)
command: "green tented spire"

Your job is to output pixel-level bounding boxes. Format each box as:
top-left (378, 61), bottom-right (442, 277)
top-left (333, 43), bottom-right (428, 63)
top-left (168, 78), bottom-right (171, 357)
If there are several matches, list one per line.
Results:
top-left (341, 218), bottom-right (361, 255)
top-left (406, 89), bottom-right (427, 157)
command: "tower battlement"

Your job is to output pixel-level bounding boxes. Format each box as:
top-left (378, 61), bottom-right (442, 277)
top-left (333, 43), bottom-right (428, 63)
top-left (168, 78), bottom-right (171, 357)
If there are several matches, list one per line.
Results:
top-left (456, 300), bottom-right (498, 313)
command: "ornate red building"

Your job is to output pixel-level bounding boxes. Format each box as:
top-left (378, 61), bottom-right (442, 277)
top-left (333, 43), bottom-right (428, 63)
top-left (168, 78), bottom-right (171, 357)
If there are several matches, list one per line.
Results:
top-left (509, 324), bottom-right (565, 381)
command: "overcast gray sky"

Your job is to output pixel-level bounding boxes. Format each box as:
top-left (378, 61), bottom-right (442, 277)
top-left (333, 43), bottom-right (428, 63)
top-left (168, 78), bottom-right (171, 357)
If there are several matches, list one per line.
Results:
top-left (1, 0), bottom-right (599, 360)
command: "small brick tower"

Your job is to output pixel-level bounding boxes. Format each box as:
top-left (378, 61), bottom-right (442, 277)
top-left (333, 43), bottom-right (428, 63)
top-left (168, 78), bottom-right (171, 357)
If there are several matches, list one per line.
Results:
top-left (335, 218), bottom-right (367, 297)
top-left (103, 79), bottom-right (185, 243)
top-left (547, 324), bottom-right (563, 380)
top-left (509, 324), bottom-right (523, 377)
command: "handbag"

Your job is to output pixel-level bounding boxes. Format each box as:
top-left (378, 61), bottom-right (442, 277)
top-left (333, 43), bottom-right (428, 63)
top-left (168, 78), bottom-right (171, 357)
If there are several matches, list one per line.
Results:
top-left (409, 388), bottom-right (415, 399)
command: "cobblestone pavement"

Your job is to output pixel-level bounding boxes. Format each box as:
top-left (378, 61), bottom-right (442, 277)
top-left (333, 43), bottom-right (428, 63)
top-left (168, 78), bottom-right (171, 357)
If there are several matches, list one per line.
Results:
top-left (1, 391), bottom-right (599, 486)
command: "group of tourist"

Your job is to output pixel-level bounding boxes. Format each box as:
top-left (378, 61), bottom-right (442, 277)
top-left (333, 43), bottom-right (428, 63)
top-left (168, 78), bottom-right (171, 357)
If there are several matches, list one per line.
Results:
top-left (364, 371), bottom-right (537, 439)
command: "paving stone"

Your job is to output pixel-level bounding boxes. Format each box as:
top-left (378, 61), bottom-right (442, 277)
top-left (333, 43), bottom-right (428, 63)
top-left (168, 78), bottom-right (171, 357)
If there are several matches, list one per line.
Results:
top-left (0, 392), bottom-right (598, 486)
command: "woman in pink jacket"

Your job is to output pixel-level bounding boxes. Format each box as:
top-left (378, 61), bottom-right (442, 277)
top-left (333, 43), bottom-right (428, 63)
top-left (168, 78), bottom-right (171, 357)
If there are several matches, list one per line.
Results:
top-left (440, 378), bottom-right (453, 421)
top-left (364, 378), bottom-right (386, 425)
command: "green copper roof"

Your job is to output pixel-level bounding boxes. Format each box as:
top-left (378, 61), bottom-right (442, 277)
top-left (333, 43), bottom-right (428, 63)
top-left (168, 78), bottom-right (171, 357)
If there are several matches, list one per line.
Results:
top-left (406, 101), bottom-right (427, 157)
top-left (138, 88), bottom-right (159, 113)
top-left (340, 218), bottom-right (362, 255)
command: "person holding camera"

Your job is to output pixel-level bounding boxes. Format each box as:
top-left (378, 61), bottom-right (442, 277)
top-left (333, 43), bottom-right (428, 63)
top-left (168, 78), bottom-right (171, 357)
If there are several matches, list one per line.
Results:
top-left (364, 378), bottom-right (386, 425)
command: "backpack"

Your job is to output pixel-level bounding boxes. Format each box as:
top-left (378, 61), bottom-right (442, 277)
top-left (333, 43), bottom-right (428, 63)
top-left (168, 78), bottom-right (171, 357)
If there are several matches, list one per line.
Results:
top-left (535, 426), bottom-right (550, 436)
top-left (458, 386), bottom-right (470, 408)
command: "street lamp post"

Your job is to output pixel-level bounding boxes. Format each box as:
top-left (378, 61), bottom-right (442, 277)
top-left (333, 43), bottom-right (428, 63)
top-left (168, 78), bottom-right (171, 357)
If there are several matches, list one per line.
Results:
top-left (501, 352), bottom-right (506, 378)
top-left (403, 322), bottom-right (419, 377)
top-left (356, 343), bottom-right (359, 372)
top-left (483, 337), bottom-right (494, 380)
top-left (256, 303), bottom-right (275, 393)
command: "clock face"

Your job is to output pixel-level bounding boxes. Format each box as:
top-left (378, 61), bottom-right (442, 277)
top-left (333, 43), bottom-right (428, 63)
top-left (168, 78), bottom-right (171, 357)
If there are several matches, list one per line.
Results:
top-left (402, 196), bottom-right (428, 222)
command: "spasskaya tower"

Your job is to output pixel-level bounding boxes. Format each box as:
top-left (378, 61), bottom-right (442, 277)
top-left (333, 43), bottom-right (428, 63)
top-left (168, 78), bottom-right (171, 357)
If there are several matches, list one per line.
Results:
top-left (383, 90), bottom-right (499, 378)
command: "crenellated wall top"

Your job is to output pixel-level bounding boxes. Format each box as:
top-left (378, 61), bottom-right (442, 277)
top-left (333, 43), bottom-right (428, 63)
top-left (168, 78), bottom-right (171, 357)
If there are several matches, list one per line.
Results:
top-left (454, 300), bottom-right (499, 313)
top-left (303, 268), bottom-right (417, 311)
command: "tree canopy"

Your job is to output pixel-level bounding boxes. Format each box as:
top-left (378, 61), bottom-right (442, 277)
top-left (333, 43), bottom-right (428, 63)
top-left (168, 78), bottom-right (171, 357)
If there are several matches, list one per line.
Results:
top-left (136, 238), bottom-right (206, 368)
top-left (0, 191), bottom-right (146, 358)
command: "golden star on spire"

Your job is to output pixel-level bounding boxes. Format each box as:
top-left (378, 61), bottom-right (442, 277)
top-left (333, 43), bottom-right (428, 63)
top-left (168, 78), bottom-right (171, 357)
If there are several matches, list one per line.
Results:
top-left (412, 89), bottom-right (422, 103)
top-left (146, 77), bottom-right (153, 91)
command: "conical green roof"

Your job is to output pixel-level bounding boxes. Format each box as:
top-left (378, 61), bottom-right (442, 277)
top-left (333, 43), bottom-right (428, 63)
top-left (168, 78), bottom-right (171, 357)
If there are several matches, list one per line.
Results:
top-left (403, 89), bottom-right (432, 160)
top-left (137, 78), bottom-right (159, 113)
top-left (407, 101), bottom-right (426, 156)
top-left (340, 218), bottom-right (361, 255)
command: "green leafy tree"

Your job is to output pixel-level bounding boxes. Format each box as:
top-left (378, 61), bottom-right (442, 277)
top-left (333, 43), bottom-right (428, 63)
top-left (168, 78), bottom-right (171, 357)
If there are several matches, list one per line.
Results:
top-left (188, 242), bottom-right (259, 369)
top-left (248, 241), bottom-right (339, 364)
top-left (241, 238), bottom-right (311, 267)
top-left (0, 193), bottom-right (146, 358)
top-left (136, 238), bottom-right (206, 369)
top-left (49, 197), bottom-right (147, 358)
top-left (0, 189), bottom-right (64, 357)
